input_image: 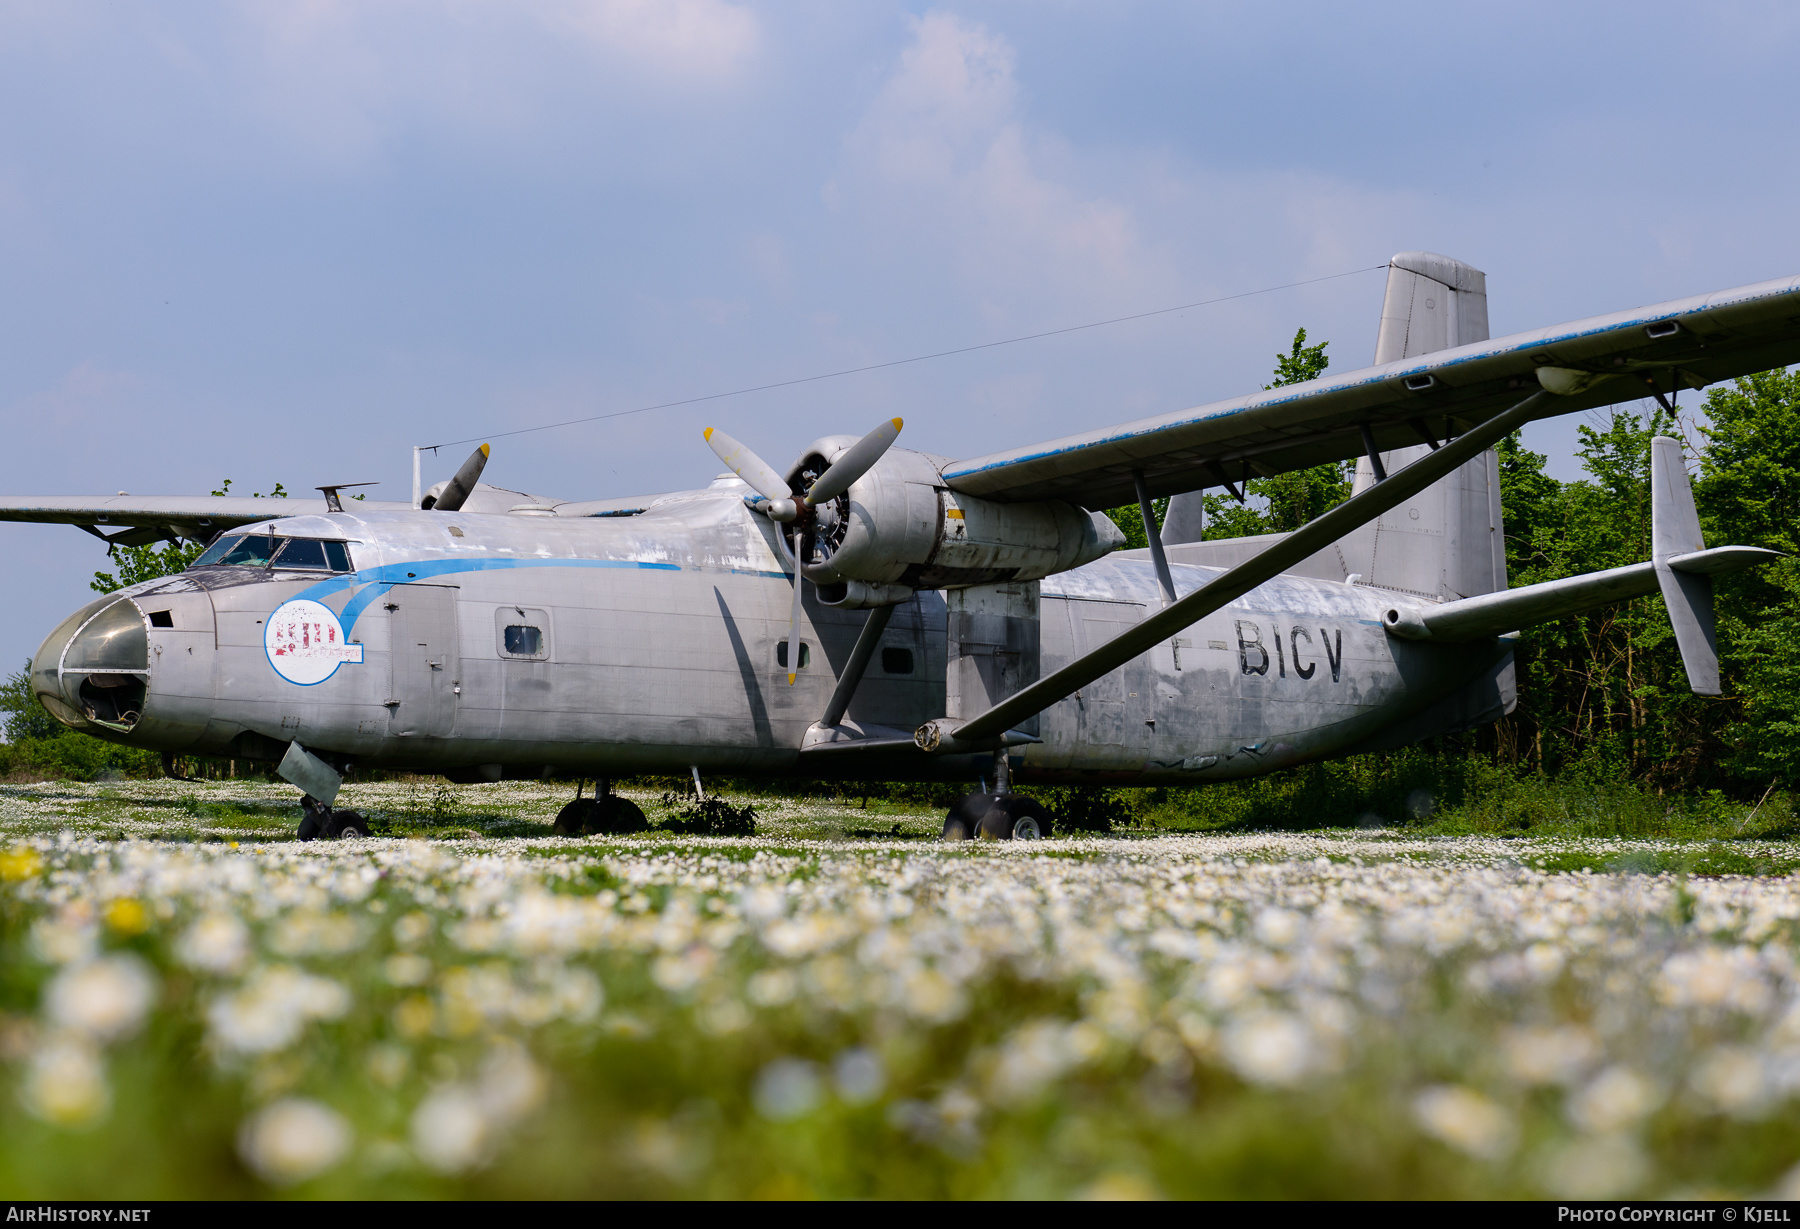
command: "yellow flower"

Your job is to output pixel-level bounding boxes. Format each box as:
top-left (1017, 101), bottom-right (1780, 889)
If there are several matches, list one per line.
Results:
top-left (392, 995), bottom-right (436, 1040)
top-left (103, 899), bottom-right (149, 937)
top-left (0, 847), bottom-right (42, 882)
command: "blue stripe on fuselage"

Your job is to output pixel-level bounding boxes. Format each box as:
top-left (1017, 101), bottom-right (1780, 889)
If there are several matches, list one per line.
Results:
top-left (292, 556), bottom-right (789, 635)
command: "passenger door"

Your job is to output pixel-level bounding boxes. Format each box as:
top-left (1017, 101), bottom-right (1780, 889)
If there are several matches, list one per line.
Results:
top-left (386, 583), bottom-right (460, 738)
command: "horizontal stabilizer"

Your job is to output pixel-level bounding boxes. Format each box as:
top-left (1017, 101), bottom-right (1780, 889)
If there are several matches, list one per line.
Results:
top-left (1382, 545), bottom-right (1781, 644)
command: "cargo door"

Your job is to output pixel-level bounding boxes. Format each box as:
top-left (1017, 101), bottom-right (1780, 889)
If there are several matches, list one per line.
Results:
top-left (1070, 599), bottom-right (1148, 749)
top-left (386, 583), bottom-right (460, 737)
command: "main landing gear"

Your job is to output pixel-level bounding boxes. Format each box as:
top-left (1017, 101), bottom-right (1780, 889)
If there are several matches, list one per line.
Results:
top-left (941, 750), bottom-right (1048, 841)
top-left (297, 794), bottom-right (369, 841)
top-left (554, 779), bottom-right (649, 836)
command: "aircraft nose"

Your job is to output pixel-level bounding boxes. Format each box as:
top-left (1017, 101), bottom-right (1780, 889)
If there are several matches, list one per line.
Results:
top-left (30, 595), bottom-right (150, 732)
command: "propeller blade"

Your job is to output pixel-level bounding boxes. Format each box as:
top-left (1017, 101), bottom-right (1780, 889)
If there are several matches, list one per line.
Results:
top-left (704, 428), bottom-right (793, 504)
top-left (805, 418), bottom-right (902, 506)
top-left (431, 444), bottom-right (490, 512)
top-left (785, 546), bottom-right (806, 686)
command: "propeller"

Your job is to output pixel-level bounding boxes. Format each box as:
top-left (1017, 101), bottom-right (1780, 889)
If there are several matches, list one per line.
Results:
top-left (704, 418), bottom-right (903, 684)
top-left (427, 444), bottom-right (490, 512)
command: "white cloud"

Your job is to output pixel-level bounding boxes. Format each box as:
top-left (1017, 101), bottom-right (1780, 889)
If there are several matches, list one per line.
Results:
top-left (209, 0), bottom-right (762, 169)
top-left (835, 11), bottom-right (1170, 323)
top-left (541, 0), bottom-right (760, 79)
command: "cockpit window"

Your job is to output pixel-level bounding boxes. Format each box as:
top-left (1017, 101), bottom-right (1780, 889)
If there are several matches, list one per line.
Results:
top-left (190, 534), bottom-right (353, 572)
top-left (200, 534), bottom-right (280, 566)
top-left (272, 538), bottom-right (329, 570)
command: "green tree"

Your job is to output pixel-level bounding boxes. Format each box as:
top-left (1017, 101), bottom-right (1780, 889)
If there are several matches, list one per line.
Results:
top-left (89, 479), bottom-right (285, 594)
top-left (1484, 405), bottom-right (1737, 785)
top-left (1267, 327), bottom-right (1330, 388)
top-left (1, 662), bottom-right (63, 742)
top-left (1695, 367), bottom-right (1800, 786)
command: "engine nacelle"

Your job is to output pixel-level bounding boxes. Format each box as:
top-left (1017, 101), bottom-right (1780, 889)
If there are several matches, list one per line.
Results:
top-left (783, 438), bottom-right (1123, 591)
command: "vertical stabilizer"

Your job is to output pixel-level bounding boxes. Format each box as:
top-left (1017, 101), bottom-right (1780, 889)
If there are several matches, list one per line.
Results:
top-left (1339, 252), bottom-right (1506, 603)
top-left (1650, 435), bottom-right (1721, 694)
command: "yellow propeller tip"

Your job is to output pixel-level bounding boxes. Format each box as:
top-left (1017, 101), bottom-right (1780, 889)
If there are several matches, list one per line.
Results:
top-left (891, 417), bottom-right (904, 430)
top-left (702, 427), bottom-right (714, 441)
top-left (787, 673), bottom-right (797, 686)
top-left (479, 443), bottom-right (490, 457)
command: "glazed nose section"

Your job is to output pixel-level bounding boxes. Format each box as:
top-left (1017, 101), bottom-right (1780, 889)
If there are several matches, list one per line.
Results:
top-left (30, 596), bottom-right (150, 732)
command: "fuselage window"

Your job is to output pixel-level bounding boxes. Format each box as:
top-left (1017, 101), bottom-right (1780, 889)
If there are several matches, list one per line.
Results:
top-left (495, 607), bottom-right (550, 659)
top-left (881, 647), bottom-right (915, 675)
top-left (776, 641), bottom-right (811, 670)
top-left (191, 534), bottom-right (353, 572)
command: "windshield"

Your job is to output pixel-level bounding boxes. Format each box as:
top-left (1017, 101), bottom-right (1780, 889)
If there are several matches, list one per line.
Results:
top-left (191, 535), bottom-right (353, 572)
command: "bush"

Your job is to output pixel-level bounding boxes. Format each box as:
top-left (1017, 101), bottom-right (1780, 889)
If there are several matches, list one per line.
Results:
top-left (0, 735), bottom-right (162, 782)
top-left (1037, 786), bottom-right (1130, 834)
top-left (658, 792), bottom-right (756, 836)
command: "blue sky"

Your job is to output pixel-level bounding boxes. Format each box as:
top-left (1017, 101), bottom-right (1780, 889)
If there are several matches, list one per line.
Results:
top-left (4, 1), bottom-right (1799, 670)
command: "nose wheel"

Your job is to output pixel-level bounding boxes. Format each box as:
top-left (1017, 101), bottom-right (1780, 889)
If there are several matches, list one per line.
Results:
top-left (554, 781), bottom-right (649, 836)
top-left (297, 795), bottom-right (368, 841)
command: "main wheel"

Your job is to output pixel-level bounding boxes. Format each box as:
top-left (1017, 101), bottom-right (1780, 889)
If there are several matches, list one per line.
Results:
top-left (974, 795), bottom-right (1052, 841)
top-left (975, 802), bottom-right (1014, 840)
top-left (595, 797), bottom-right (649, 834)
top-left (1010, 796), bottom-right (1050, 840)
top-left (554, 799), bottom-right (598, 836)
top-left (324, 809), bottom-right (368, 839)
top-left (942, 792), bottom-right (996, 842)
top-left (297, 811), bottom-right (323, 842)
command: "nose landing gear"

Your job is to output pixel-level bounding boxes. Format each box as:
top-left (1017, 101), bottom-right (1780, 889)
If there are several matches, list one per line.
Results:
top-left (297, 794), bottom-right (369, 841)
top-left (281, 743), bottom-right (365, 841)
top-left (941, 750), bottom-right (1048, 841)
top-left (553, 779), bottom-right (649, 836)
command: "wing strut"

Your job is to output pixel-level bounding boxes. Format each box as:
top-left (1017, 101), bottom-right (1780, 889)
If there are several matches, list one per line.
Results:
top-left (819, 604), bottom-right (896, 729)
top-left (935, 391), bottom-right (1555, 748)
top-left (1132, 470), bottom-right (1177, 606)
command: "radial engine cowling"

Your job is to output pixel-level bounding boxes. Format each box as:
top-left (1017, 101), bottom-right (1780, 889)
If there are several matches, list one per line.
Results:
top-left (784, 437), bottom-right (1123, 593)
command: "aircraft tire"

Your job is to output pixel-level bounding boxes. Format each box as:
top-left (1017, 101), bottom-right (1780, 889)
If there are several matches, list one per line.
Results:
top-left (595, 797), bottom-right (648, 835)
top-left (942, 791), bottom-right (994, 841)
top-left (975, 804), bottom-right (1013, 840)
top-left (1008, 796), bottom-right (1050, 840)
top-left (324, 810), bottom-right (368, 840)
top-left (554, 800), bottom-right (598, 836)
top-left (297, 811), bottom-right (323, 842)
top-left (972, 795), bottom-right (1051, 841)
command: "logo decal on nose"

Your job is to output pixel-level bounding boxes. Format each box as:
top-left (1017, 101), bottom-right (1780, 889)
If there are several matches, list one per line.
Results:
top-left (266, 599), bottom-right (364, 686)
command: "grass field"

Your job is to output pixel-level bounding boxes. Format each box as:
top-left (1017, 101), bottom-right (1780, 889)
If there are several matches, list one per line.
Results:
top-left (4, 778), bottom-right (1800, 1199)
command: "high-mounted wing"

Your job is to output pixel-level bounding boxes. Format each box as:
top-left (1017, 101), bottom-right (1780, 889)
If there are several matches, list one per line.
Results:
top-left (941, 273), bottom-right (1800, 509)
top-left (0, 496), bottom-right (415, 545)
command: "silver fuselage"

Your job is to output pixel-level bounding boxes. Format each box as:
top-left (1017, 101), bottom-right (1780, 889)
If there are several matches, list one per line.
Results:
top-left (31, 480), bottom-right (1502, 785)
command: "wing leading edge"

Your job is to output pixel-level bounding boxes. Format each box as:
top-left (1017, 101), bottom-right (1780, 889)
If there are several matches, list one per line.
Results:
top-left (941, 272), bottom-right (1800, 509)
